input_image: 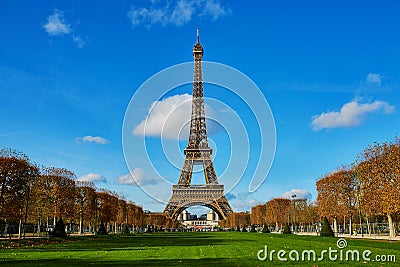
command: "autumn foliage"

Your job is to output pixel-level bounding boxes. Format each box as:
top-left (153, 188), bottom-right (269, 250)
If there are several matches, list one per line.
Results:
top-left (219, 212), bottom-right (250, 229)
top-left (0, 149), bottom-right (39, 237)
top-left (250, 204), bottom-right (266, 225)
top-left (0, 148), bottom-right (145, 237)
top-left (316, 137), bottom-right (400, 237)
top-left (265, 198), bottom-right (291, 227)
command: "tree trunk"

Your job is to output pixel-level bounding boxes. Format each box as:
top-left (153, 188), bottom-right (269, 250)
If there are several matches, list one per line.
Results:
top-left (79, 214), bottom-right (83, 235)
top-left (0, 178), bottom-right (8, 212)
top-left (18, 217), bottom-right (22, 239)
top-left (343, 216), bottom-right (346, 235)
top-left (388, 214), bottom-right (396, 238)
top-left (37, 216), bottom-right (41, 235)
top-left (349, 217), bottom-right (352, 236)
top-left (333, 217), bottom-right (338, 235)
top-left (23, 188), bottom-right (31, 239)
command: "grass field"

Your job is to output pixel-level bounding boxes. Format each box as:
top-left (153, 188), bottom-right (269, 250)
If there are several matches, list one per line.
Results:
top-left (0, 232), bottom-right (398, 266)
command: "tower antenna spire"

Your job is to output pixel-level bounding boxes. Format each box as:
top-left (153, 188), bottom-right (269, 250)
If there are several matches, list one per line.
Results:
top-left (196, 27), bottom-right (200, 43)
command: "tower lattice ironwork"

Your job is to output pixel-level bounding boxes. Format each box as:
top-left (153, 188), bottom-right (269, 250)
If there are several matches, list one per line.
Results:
top-left (164, 29), bottom-right (233, 220)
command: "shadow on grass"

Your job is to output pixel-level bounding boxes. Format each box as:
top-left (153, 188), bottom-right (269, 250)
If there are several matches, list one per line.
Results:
top-left (4, 233), bottom-right (233, 253)
top-left (0, 258), bottom-right (255, 267)
top-left (1, 233), bottom-right (399, 267)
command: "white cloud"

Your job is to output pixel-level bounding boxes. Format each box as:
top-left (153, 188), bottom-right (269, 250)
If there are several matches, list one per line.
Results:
top-left (72, 35), bottom-right (86, 48)
top-left (366, 73), bottom-right (382, 86)
top-left (229, 192), bottom-right (258, 212)
top-left (128, 7), bottom-right (165, 26)
top-left (234, 198), bottom-right (257, 212)
top-left (170, 0), bottom-right (195, 26)
top-left (127, 0), bottom-right (232, 27)
top-left (43, 9), bottom-right (88, 48)
top-left (77, 173), bottom-right (106, 183)
top-left (186, 206), bottom-right (210, 216)
top-left (201, 0), bottom-right (231, 20)
top-left (133, 94), bottom-right (218, 139)
top-left (311, 100), bottom-right (394, 131)
top-left (117, 168), bottom-right (161, 186)
top-left (43, 9), bottom-right (71, 36)
top-left (117, 173), bottom-right (136, 185)
top-left (280, 189), bottom-right (312, 200)
top-left (77, 135), bottom-right (110, 144)
top-left (133, 94), bottom-right (192, 139)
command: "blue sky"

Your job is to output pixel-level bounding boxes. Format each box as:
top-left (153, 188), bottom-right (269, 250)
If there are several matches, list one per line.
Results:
top-left (1, 0), bottom-right (400, 213)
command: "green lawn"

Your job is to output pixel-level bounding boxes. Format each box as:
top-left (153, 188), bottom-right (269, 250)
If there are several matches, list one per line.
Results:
top-left (0, 232), bottom-right (398, 266)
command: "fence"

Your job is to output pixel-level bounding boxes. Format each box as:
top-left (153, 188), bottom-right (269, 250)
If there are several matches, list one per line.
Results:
top-left (288, 222), bottom-right (399, 237)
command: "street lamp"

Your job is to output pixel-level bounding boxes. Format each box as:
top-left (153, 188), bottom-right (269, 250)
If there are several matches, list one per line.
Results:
top-left (292, 194), bottom-right (297, 233)
top-left (356, 181), bottom-right (364, 237)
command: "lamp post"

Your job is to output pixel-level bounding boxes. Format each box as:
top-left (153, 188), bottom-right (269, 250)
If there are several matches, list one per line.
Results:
top-left (292, 194), bottom-right (296, 233)
top-left (356, 182), bottom-right (364, 237)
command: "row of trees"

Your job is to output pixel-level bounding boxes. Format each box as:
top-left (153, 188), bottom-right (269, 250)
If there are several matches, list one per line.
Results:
top-left (221, 197), bottom-right (318, 232)
top-left (218, 212), bottom-right (250, 229)
top-left (143, 213), bottom-right (180, 230)
top-left (232, 138), bottom-right (399, 237)
top-left (317, 138), bottom-right (400, 237)
top-left (0, 148), bottom-right (145, 237)
top-left (247, 198), bottom-right (319, 230)
top-left (220, 199), bottom-right (319, 232)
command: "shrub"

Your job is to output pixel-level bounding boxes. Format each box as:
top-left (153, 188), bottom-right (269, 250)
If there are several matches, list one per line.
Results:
top-left (250, 225), bottom-right (257, 233)
top-left (262, 224), bottom-right (270, 233)
top-left (282, 224), bottom-right (292, 234)
top-left (320, 216), bottom-right (335, 237)
top-left (51, 218), bottom-right (67, 238)
top-left (121, 224), bottom-right (130, 235)
top-left (97, 223), bottom-right (108, 235)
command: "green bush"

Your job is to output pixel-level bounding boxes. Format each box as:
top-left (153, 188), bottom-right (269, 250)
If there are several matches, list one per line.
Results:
top-left (262, 224), bottom-right (270, 233)
top-left (97, 223), bottom-right (108, 235)
top-left (121, 224), bottom-right (130, 235)
top-left (320, 216), bottom-right (335, 237)
top-left (51, 218), bottom-right (67, 238)
top-left (282, 224), bottom-right (292, 234)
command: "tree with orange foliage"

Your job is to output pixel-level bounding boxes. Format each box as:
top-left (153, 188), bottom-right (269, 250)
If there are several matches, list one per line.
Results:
top-left (0, 148), bottom-right (39, 238)
top-left (127, 201), bottom-right (143, 229)
top-left (316, 168), bottom-right (356, 234)
top-left (76, 181), bottom-right (96, 234)
top-left (116, 198), bottom-right (127, 231)
top-left (355, 139), bottom-right (400, 237)
top-left (250, 204), bottom-right (266, 226)
top-left (265, 198), bottom-right (291, 230)
top-left (219, 212), bottom-right (250, 229)
top-left (40, 167), bottom-right (77, 226)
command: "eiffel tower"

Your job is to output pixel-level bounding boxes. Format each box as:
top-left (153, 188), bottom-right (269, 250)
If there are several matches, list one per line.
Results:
top-left (164, 29), bottom-right (233, 220)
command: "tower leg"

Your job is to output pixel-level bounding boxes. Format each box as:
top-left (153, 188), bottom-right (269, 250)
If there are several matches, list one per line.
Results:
top-left (177, 159), bottom-right (193, 186)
